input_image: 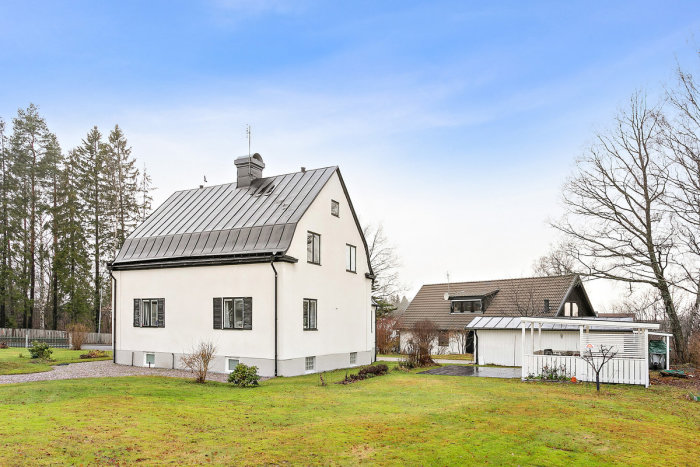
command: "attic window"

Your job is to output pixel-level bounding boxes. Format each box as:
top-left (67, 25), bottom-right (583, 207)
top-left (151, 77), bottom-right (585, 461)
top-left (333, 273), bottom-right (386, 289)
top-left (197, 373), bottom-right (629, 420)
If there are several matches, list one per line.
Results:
top-left (331, 200), bottom-right (340, 217)
top-left (451, 300), bottom-right (482, 314)
top-left (564, 302), bottom-right (579, 317)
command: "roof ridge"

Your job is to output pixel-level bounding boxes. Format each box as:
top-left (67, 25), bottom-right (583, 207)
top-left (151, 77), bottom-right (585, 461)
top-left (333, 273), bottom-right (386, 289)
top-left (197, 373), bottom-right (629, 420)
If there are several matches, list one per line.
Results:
top-left (420, 273), bottom-right (578, 287)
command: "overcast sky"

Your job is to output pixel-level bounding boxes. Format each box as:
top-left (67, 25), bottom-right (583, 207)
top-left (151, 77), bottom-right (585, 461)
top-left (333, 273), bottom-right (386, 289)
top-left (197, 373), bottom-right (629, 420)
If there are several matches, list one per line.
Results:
top-left (1, 1), bottom-right (699, 310)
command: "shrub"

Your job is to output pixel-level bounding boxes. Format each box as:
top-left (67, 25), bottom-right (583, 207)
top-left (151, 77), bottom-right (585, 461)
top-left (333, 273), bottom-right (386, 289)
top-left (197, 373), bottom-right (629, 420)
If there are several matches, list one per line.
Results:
top-left (28, 341), bottom-right (52, 360)
top-left (67, 323), bottom-right (90, 350)
top-left (180, 341), bottom-right (216, 383)
top-left (338, 364), bottom-right (389, 384)
top-left (0, 341), bottom-right (8, 349)
top-left (402, 320), bottom-right (438, 367)
top-left (80, 349), bottom-right (108, 359)
top-left (228, 363), bottom-right (261, 387)
top-left (358, 363), bottom-right (388, 378)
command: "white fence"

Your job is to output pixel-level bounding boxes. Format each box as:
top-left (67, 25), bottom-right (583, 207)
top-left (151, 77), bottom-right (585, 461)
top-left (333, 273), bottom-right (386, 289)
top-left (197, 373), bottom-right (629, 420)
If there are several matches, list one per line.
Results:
top-left (523, 354), bottom-right (649, 386)
top-left (0, 328), bottom-right (112, 348)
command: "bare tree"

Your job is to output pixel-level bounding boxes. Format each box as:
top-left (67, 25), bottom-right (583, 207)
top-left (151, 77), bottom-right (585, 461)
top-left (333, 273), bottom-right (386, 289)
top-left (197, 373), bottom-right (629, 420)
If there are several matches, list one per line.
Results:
top-left (554, 93), bottom-right (687, 360)
top-left (181, 341), bottom-right (216, 383)
top-left (507, 282), bottom-right (545, 316)
top-left (532, 242), bottom-right (578, 277)
top-left (663, 66), bottom-right (700, 312)
top-left (376, 315), bottom-right (399, 354)
top-left (363, 223), bottom-right (404, 301)
top-left (581, 344), bottom-right (618, 392)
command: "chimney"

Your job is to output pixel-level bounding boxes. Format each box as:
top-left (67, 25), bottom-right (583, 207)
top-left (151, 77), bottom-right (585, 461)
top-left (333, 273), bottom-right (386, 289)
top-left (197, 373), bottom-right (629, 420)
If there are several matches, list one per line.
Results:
top-left (234, 153), bottom-right (265, 187)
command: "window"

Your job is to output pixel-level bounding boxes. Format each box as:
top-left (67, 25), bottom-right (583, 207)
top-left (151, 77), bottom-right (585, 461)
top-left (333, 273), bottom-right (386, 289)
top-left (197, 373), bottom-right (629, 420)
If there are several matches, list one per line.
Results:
top-left (227, 358), bottom-right (240, 373)
top-left (451, 300), bottom-right (482, 313)
top-left (303, 299), bottom-right (318, 330)
top-left (438, 331), bottom-right (450, 347)
top-left (135, 298), bottom-right (162, 327)
top-left (350, 352), bottom-right (357, 364)
top-left (331, 200), bottom-right (340, 217)
top-left (145, 353), bottom-right (155, 367)
top-left (307, 231), bottom-right (321, 264)
top-left (346, 244), bottom-right (356, 272)
top-left (214, 297), bottom-right (252, 330)
top-left (564, 302), bottom-right (579, 317)
top-left (305, 356), bottom-right (315, 371)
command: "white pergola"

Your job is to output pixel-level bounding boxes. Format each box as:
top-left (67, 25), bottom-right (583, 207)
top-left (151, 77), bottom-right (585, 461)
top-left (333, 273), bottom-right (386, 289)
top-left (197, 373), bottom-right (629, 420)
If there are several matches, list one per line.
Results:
top-left (520, 317), bottom-right (668, 388)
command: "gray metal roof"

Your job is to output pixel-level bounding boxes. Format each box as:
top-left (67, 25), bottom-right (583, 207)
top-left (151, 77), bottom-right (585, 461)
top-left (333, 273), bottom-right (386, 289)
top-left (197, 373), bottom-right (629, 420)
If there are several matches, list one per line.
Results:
top-left (113, 166), bottom-right (338, 267)
top-left (467, 316), bottom-right (635, 331)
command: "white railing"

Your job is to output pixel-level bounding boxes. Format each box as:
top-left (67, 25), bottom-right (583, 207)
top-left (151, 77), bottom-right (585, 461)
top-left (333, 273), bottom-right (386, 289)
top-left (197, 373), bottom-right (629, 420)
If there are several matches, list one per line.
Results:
top-left (523, 354), bottom-right (649, 387)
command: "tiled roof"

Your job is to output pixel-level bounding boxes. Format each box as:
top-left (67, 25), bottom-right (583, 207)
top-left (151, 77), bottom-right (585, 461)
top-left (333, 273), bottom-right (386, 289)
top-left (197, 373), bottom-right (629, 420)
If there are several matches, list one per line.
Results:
top-left (113, 166), bottom-right (337, 267)
top-left (399, 274), bottom-right (592, 330)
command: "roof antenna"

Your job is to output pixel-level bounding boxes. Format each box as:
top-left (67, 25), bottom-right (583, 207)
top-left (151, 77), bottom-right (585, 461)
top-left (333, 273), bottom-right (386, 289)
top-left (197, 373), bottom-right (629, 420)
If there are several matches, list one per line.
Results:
top-left (245, 124), bottom-right (252, 177)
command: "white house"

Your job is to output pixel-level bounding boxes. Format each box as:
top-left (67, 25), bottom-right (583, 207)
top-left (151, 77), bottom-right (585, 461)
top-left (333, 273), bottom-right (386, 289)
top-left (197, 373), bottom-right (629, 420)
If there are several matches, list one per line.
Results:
top-left (109, 154), bottom-right (375, 377)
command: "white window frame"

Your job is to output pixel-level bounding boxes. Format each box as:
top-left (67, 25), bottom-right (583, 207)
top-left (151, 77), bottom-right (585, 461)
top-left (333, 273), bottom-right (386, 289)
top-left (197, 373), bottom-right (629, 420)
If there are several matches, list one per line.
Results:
top-left (305, 356), bottom-right (315, 372)
top-left (346, 244), bottom-right (356, 273)
top-left (450, 299), bottom-right (482, 314)
top-left (222, 297), bottom-right (247, 330)
top-left (226, 357), bottom-right (240, 373)
top-left (141, 299), bottom-right (159, 327)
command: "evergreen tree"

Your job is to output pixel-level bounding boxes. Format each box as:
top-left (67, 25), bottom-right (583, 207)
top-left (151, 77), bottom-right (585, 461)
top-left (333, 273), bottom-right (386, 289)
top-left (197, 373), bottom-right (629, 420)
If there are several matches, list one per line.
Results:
top-left (54, 149), bottom-right (91, 325)
top-left (76, 126), bottom-right (110, 331)
top-left (40, 133), bottom-right (63, 329)
top-left (0, 119), bottom-right (8, 327)
top-left (105, 125), bottom-right (140, 250)
top-left (138, 162), bottom-right (154, 222)
top-left (8, 104), bottom-right (51, 328)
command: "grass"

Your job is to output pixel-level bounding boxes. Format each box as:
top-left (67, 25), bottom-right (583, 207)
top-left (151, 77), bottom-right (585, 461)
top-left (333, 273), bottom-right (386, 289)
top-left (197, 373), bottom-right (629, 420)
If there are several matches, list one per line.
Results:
top-left (0, 348), bottom-right (113, 375)
top-left (0, 362), bottom-right (697, 465)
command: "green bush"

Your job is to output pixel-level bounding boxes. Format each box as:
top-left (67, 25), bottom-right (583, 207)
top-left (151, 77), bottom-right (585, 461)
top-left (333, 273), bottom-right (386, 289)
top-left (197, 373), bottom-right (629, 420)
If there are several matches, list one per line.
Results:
top-left (28, 341), bottom-right (52, 360)
top-left (227, 363), bottom-right (261, 387)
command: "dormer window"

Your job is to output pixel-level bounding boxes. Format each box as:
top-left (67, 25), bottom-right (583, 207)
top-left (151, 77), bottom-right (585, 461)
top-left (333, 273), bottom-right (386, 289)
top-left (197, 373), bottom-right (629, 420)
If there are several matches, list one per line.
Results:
top-left (451, 299), bottom-right (482, 313)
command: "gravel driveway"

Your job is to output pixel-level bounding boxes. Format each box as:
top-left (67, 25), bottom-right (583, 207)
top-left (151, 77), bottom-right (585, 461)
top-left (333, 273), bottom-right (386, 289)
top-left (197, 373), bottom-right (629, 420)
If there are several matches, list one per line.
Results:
top-left (0, 360), bottom-right (230, 384)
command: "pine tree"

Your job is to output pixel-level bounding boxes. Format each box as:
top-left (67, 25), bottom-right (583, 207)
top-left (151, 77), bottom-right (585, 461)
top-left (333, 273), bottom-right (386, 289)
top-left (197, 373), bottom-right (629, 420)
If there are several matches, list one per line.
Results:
top-left (41, 133), bottom-right (63, 329)
top-left (0, 118), bottom-right (8, 327)
top-left (54, 149), bottom-right (91, 325)
top-left (105, 125), bottom-right (140, 251)
top-left (8, 104), bottom-right (51, 328)
top-left (76, 126), bottom-right (110, 331)
top-left (138, 163), bottom-right (154, 222)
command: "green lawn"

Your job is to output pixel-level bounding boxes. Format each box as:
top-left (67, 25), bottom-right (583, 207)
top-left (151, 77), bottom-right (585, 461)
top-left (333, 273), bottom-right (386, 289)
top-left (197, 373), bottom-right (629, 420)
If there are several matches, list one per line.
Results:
top-left (0, 363), bottom-right (697, 465)
top-left (0, 348), bottom-right (113, 375)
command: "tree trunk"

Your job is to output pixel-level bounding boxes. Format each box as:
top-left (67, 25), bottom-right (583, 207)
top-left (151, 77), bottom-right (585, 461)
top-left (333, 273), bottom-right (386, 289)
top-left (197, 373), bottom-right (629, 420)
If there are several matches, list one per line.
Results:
top-left (595, 372), bottom-right (600, 392)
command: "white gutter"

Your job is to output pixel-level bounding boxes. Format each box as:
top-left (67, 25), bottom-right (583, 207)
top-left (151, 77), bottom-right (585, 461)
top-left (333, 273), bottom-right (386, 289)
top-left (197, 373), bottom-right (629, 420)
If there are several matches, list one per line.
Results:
top-left (520, 316), bottom-right (660, 330)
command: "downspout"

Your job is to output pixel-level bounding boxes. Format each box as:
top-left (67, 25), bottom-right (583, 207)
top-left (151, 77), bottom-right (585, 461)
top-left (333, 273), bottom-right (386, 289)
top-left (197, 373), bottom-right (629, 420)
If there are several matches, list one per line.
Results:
top-left (270, 259), bottom-right (278, 377)
top-left (109, 270), bottom-right (117, 364)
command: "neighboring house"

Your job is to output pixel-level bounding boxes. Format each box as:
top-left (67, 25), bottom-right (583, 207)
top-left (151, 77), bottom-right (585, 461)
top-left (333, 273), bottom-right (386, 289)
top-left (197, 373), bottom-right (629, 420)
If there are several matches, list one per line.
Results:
top-left (399, 274), bottom-right (596, 365)
top-left (110, 154), bottom-right (375, 377)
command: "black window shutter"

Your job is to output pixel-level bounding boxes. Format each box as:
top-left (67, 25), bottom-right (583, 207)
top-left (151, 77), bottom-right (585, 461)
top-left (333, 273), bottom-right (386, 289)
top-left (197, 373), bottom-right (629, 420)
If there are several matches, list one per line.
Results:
top-left (133, 299), bottom-right (141, 327)
top-left (158, 298), bottom-right (165, 327)
top-left (243, 297), bottom-right (252, 330)
top-left (213, 297), bottom-right (222, 329)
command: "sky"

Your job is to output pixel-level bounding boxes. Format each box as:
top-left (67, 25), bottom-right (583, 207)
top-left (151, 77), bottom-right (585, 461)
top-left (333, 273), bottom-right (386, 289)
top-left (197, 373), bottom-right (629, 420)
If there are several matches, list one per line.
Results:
top-left (1, 1), bottom-right (699, 310)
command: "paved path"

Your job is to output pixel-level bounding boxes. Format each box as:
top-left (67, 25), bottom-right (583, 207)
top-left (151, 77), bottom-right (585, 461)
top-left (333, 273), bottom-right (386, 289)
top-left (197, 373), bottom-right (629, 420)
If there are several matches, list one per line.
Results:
top-left (379, 356), bottom-right (476, 365)
top-left (0, 360), bottom-right (230, 385)
top-left (419, 365), bottom-right (521, 379)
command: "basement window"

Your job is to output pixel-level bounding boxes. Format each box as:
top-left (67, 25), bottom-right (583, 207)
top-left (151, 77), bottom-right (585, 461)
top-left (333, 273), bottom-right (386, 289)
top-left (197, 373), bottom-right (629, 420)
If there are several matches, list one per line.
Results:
top-left (305, 356), bottom-right (316, 372)
top-left (350, 352), bottom-right (357, 364)
top-left (227, 358), bottom-right (240, 373)
top-left (144, 353), bottom-right (155, 367)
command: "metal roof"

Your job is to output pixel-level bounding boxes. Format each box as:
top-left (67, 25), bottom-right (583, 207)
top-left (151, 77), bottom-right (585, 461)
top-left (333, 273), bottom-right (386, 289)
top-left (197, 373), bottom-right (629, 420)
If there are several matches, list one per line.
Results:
top-left (467, 316), bottom-right (638, 331)
top-left (113, 166), bottom-right (337, 267)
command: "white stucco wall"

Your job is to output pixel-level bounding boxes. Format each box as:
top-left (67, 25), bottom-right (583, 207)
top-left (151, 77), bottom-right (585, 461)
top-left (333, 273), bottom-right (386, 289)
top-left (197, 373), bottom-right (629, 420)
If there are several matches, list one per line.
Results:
top-left (398, 332), bottom-right (469, 355)
top-left (113, 170), bottom-right (374, 377)
top-left (476, 329), bottom-right (580, 366)
top-left (276, 171), bottom-right (374, 375)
